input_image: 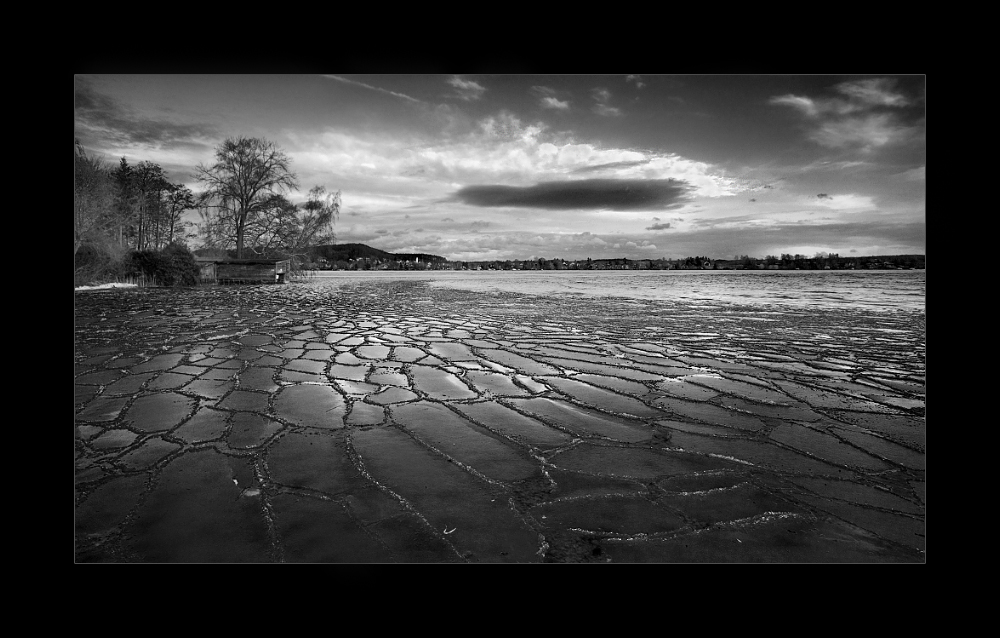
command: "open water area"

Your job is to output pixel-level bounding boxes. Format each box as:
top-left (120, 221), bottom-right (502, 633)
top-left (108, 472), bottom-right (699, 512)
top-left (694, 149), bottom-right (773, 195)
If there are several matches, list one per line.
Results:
top-left (74, 270), bottom-right (926, 562)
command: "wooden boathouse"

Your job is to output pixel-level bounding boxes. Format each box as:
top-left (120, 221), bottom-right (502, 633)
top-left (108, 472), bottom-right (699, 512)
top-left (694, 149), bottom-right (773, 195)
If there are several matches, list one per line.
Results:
top-left (197, 258), bottom-right (291, 284)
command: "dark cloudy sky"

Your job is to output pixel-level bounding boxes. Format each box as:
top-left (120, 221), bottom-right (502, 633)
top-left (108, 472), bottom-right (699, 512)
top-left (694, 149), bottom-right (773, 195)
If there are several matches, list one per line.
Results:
top-left (74, 74), bottom-right (925, 260)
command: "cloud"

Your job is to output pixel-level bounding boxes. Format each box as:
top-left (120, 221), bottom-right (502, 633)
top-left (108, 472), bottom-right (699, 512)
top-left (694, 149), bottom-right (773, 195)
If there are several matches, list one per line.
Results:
top-left (800, 159), bottom-right (873, 173)
top-left (448, 75), bottom-right (486, 101)
top-left (75, 78), bottom-right (122, 115)
top-left (74, 77), bottom-right (218, 185)
top-left (476, 110), bottom-right (542, 142)
top-left (626, 75), bottom-right (646, 89)
top-left (74, 77), bottom-right (217, 151)
top-left (834, 78), bottom-right (911, 107)
top-left (290, 108), bottom-right (733, 203)
top-left (531, 86), bottom-right (570, 110)
top-left (770, 78), bottom-right (912, 118)
top-left (809, 113), bottom-right (918, 149)
top-left (322, 75), bottom-right (423, 103)
top-left (541, 97), bottom-right (570, 110)
top-left (646, 222), bottom-right (672, 230)
top-left (809, 193), bottom-right (876, 210)
top-left (591, 88), bottom-right (622, 117)
top-left (768, 94), bottom-right (819, 117)
top-left (769, 77), bottom-right (923, 151)
top-left (283, 108), bottom-right (737, 228)
top-left (571, 159), bottom-right (651, 174)
top-left (453, 178), bottom-right (692, 211)
top-left (594, 104), bottom-right (623, 117)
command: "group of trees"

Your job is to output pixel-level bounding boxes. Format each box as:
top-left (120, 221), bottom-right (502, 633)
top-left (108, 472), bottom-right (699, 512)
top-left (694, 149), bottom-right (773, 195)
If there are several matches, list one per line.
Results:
top-left (74, 139), bottom-right (197, 257)
top-left (74, 135), bottom-right (341, 285)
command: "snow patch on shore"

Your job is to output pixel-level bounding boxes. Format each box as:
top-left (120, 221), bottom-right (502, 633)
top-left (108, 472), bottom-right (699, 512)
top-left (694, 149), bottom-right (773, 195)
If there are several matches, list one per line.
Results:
top-left (74, 282), bottom-right (139, 291)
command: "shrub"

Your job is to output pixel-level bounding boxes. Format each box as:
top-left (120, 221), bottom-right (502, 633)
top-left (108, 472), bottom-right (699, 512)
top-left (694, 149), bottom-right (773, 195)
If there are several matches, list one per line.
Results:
top-left (74, 241), bottom-right (133, 287)
top-left (125, 249), bottom-right (162, 282)
top-left (124, 243), bottom-right (201, 286)
top-left (160, 243), bottom-right (201, 286)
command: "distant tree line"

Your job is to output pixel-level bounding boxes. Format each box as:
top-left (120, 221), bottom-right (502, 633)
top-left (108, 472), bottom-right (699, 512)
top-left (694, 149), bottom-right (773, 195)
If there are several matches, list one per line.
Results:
top-left (343, 253), bottom-right (925, 272)
top-left (725, 253), bottom-right (925, 270)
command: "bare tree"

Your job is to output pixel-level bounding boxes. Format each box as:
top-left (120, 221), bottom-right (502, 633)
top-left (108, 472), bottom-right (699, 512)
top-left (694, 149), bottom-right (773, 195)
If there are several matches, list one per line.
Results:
top-left (196, 137), bottom-right (298, 258)
top-left (131, 161), bottom-right (167, 250)
top-left (240, 193), bottom-right (301, 256)
top-left (196, 190), bottom-right (235, 251)
top-left (163, 183), bottom-right (196, 246)
top-left (299, 186), bottom-right (341, 246)
top-left (211, 188), bottom-right (340, 261)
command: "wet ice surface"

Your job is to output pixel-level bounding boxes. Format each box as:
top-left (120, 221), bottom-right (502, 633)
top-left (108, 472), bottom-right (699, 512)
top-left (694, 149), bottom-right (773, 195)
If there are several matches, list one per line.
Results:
top-left (75, 276), bottom-right (925, 562)
top-left (310, 269), bottom-right (926, 313)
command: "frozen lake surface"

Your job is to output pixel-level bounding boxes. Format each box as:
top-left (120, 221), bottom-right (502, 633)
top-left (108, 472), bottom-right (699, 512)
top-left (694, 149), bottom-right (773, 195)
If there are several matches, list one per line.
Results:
top-left (305, 269), bottom-right (925, 313)
top-left (75, 273), bottom-right (926, 562)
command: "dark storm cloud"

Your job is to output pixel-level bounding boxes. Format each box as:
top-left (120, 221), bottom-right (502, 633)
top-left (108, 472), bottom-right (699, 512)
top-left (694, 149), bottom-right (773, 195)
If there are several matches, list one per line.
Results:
top-left (452, 179), bottom-right (692, 211)
top-left (74, 78), bottom-right (217, 148)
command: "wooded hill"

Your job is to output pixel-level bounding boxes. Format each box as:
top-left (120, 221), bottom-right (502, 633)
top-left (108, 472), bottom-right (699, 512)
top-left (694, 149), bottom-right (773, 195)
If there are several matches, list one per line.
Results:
top-left (308, 243), bottom-right (447, 264)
